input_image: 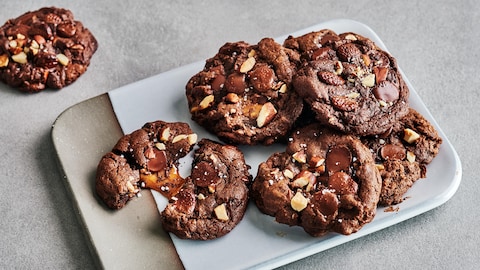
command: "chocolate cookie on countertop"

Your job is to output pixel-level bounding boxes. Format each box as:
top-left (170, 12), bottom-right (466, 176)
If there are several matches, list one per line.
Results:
top-left (161, 139), bottom-right (251, 240)
top-left (95, 120), bottom-right (197, 210)
top-left (0, 7), bottom-right (98, 93)
top-left (186, 38), bottom-right (303, 145)
top-left (362, 108), bottom-right (443, 206)
top-left (251, 123), bottom-right (382, 236)
top-left (291, 31), bottom-right (409, 136)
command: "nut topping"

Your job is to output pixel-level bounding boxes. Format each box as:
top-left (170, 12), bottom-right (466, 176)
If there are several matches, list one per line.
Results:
top-left (191, 94), bottom-right (214, 112)
top-left (291, 190), bottom-right (308, 212)
top-left (331, 96), bottom-right (357, 112)
top-left (291, 170), bottom-right (316, 188)
top-left (172, 134), bottom-right (195, 144)
top-left (278, 83), bottom-right (287, 93)
top-left (11, 52), bottom-right (27, 64)
top-left (334, 61), bottom-right (344, 75)
top-left (318, 71), bottom-right (345, 86)
top-left (57, 53), bottom-right (69, 66)
top-left (345, 92), bottom-right (360, 99)
top-left (214, 203), bottom-right (229, 221)
top-left (373, 66), bottom-right (388, 83)
top-left (126, 181), bottom-right (137, 193)
top-left (283, 169), bottom-right (294, 179)
top-left (309, 156), bottom-right (325, 168)
top-left (312, 47), bottom-right (335, 60)
top-left (160, 127), bottom-right (171, 141)
top-left (380, 144), bottom-right (406, 160)
top-left (361, 73), bottom-right (375, 88)
top-left (187, 133), bottom-right (197, 145)
top-left (292, 150), bottom-right (307, 164)
top-left (406, 151), bottom-right (416, 163)
top-left (344, 33), bottom-right (357, 40)
top-left (375, 164), bottom-right (385, 171)
top-left (256, 102), bottom-right (277, 128)
top-left (309, 156), bottom-right (326, 173)
top-left (0, 54), bottom-right (9, 67)
top-left (403, 128), bottom-right (421, 144)
top-left (155, 142), bottom-right (166, 151)
top-left (57, 21), bottom-right (77, 38)
top-left (361, 54), bottom-right (371, 66)
top-left (33, 35), bottom-right (46, 45)
top-left (225, 92), bottom-right (240, 103)
top-left (240, 56), bottom-right (256, 73)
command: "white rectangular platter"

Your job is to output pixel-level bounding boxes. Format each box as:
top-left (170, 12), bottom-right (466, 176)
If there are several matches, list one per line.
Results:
top-left (55, 19), bottom-right (462, 270)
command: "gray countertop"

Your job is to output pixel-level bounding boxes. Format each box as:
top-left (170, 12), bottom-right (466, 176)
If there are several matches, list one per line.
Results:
top-left (0, 0), bottom-right (477, 269)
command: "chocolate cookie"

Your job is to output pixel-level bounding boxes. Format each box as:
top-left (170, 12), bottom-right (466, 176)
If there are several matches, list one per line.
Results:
top-left (95, 120), bottom-right (197, 209)
top-left (186, 38), bottom-right (303, 145)
top-left (362, 108), bottom-right (442, 205)
top-left (291, 31), bottom-right (409, 136)
top-left (161, 139), bottom-right (251, 240)
top-left (251, 124), bottom-right (382, 236)
top-left (0, 7), bottom-right (98, 92)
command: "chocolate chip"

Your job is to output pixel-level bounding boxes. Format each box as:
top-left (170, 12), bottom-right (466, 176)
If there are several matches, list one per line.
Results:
top-left (34, 52), bottom-right (58, 68)
top-left (211, 74), bottom-right (226, 91)
top-left (57, 22), bottom-right (77, 37)
top-left (314, 191), bottom-right (339, 216)
top-left (373, 81), bottom-right (399, 102)
top-left (5, 24), bottom-right (29, 38)
top-left (326, 145), bottom-right (352, 174)
top-left (311, 47), bottom-right (335, 60)
top-left (369, 51), bottom-right (390, 68)
top-left (380, 144), bottom-right (406, 160)
top-left (28, 22), bottom-right (53, 39)
top-left (225, 72), bottom-right (246, 94)
top-left (328, 171), bottom-right (358, 195)
top-left (249, 64), bottom-right (275, 92)
top-left (319, 33), bottom-right (340, 45)
top-left (172, 188), bottom-right (196, 215)
top-left (147, 148), bottom-right (167, 172)
top-left (191, 161), bottom-right (220, 187)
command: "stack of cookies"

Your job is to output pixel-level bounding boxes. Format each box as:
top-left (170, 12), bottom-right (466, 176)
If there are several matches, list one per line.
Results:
top-left (185, 29), bottom-right (442, 237)
top-left (96, 29), bottom-right (442, 240)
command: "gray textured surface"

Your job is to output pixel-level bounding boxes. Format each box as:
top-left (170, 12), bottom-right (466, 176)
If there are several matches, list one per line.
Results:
top-left (0, 0), bottom-right (477, 269)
